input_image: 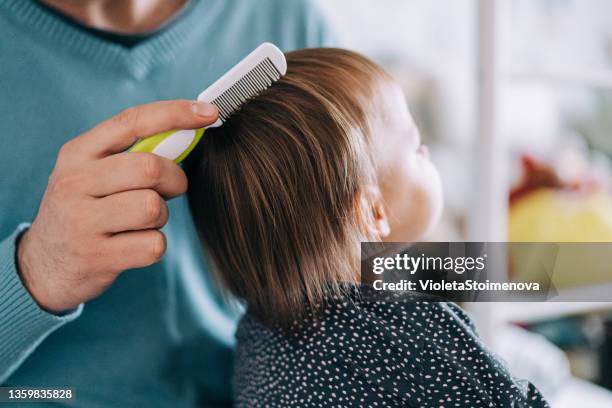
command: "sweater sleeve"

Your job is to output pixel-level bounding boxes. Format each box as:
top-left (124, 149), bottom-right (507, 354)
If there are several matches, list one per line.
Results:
top-left (0, 224), bottom-right (82, 383)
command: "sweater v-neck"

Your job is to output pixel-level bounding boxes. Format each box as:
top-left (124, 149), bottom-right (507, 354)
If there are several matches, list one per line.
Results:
top-left (0, 0), bottom-right (219, 79)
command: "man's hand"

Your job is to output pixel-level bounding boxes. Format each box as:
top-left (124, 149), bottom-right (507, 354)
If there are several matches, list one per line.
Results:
top-left (17, 100), bottom-right (218, 313)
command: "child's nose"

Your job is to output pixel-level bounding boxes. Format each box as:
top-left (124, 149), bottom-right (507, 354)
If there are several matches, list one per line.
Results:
top-left (417, 144), bottom-right (430, 159)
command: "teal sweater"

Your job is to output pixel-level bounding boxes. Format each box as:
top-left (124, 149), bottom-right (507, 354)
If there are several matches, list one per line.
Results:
top-left (0, 0), bottom-right (331, 406)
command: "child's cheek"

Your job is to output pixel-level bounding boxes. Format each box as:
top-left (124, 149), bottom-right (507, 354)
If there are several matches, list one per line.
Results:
top-left (419, 158), bottom-right (444, 229)
top-left (409, 156), bottom-right (444, 234)
top-left (381, 156), bottom-right (442, 242)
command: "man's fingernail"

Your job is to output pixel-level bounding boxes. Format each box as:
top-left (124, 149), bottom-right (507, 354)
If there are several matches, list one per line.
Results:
top-left (192, 101), bottom-right (217, 117)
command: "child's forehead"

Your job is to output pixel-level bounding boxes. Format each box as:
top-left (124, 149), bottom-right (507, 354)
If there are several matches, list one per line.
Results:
top-left (371, 79), bottom-right (416, 133)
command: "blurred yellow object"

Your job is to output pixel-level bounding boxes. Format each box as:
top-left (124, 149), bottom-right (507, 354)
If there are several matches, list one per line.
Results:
top-left (509, 188), bottom-right (612, 289)
top-left (509, 188), bottom-right (612, 242)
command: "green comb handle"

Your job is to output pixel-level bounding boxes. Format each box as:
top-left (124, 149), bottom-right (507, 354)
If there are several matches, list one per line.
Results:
top-left (129, 127), bottom-right (206, 164)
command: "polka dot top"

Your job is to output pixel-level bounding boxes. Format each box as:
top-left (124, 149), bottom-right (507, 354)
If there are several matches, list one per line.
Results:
top-left (233, 285), bottom-right (550, 407)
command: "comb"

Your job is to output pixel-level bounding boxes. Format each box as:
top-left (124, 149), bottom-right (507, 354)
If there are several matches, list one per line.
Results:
top-left (129, 43), bottom-right (287, 163)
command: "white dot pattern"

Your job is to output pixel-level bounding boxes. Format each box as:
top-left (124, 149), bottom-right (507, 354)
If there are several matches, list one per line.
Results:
top-left (234, 285), bottom-right (550, 407)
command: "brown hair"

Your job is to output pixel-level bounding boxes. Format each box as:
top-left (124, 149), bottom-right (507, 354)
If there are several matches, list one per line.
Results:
top-left (186, 48), bottom-right (391, 326)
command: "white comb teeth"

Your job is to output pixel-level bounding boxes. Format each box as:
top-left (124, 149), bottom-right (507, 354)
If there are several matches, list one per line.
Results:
top-left (197, 43), bottom-right (288, 128)
top-left (212, 58), bottom-right (281, 122)
top-left (129, 43), bottom-right (287, 163)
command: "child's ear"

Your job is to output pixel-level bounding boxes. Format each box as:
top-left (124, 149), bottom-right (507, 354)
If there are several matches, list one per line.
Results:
top-left (357, 186), bottom-right (391, 240)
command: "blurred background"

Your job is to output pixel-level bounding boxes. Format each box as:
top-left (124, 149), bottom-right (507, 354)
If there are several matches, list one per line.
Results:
top-left (315, 0), bottom-right (612, 406)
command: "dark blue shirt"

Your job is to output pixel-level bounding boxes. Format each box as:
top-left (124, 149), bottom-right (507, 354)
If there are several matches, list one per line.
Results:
top-left (234, 285), bottom-right (550, 407)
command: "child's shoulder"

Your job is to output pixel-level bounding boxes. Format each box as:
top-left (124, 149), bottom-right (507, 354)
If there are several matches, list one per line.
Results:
top-left (233, 288), bottom-right (451, 406)
top-left (234, 287), bottom-right (549, 407)
top-left (236, 285), bottom-right (478, 354)
top-left (234, 287), bottom-right (478, 389)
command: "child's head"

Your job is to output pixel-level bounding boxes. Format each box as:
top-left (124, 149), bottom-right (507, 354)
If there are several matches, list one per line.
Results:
top-left (187, 48), bottom-right (442, 324)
